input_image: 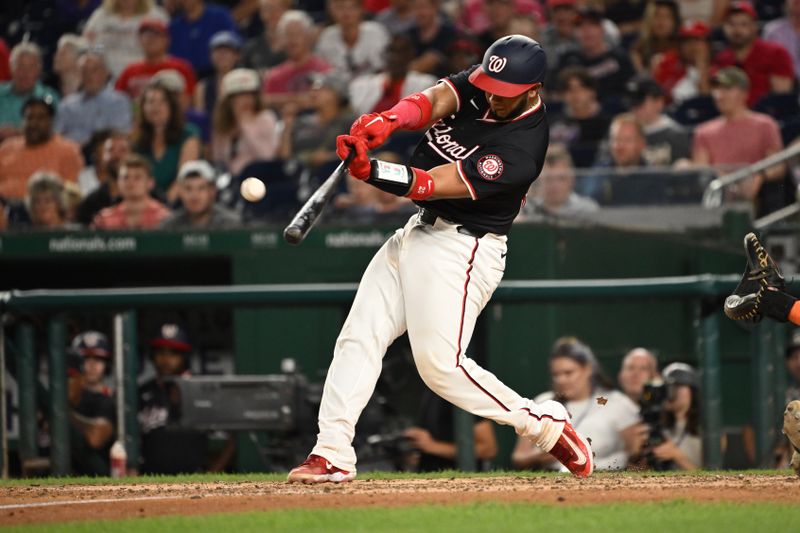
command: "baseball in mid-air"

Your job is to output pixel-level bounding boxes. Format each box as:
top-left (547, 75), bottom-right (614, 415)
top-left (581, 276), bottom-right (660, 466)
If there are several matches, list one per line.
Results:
top-left (240, 177), bottom-right (266, 202)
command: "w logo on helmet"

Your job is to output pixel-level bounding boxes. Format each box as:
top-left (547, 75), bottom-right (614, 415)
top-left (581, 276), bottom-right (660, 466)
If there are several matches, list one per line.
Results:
top-left (487, 55), bottom-right (507, 73)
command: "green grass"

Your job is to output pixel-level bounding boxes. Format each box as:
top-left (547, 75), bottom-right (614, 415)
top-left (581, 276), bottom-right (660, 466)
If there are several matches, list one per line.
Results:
top-left (0, 469), bottom-right (790, 487)
top-left (3, 501), bottom-right (797, 532)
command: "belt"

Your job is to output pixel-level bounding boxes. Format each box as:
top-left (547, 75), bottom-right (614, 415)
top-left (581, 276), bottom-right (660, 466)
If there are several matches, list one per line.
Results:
top-left (418, 208), bottom-right (487, 239)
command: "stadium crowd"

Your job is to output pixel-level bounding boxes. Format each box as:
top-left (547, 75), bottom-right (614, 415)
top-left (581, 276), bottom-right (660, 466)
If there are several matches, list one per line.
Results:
top-left (1, 0), bottom-right (799, 231)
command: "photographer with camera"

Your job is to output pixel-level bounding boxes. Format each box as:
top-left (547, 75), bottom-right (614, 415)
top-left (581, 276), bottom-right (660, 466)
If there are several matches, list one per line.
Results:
top-left (631, 362), bottom-right (702, 471)
top-left (512, 337), bottom-right (641, 471)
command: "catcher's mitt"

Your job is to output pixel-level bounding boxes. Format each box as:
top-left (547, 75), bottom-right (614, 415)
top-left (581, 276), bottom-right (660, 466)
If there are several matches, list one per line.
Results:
top-left (783, 400), bottom-right (800, 477)
top-left (724, 232), bottom-right (786, 322)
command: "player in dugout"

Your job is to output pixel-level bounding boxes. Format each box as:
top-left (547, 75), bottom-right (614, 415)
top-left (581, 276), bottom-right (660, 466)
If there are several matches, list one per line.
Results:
top-left (288, 35), bottom-right (594, 484)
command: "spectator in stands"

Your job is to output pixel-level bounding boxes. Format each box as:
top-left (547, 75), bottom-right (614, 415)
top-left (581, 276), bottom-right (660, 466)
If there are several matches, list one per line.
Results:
top-left (403, 388), bottom-right (497, 472)
top-left (0, 38), bottom-right (9, 82)
top-left (631, 0), bottom-right (681, 73)
top-left (692, 67), bottom-right (784, 202)
top-left (608, 113), bottom-right (648, 169)
top-left (679, 0), bottom-right (730, 28)
top-left (459, 0), bottom-right (545, 36)
top-left (348, 34), bottom-right (436, 115)
top-left (511, 337), bottom-right (641, 471)
top-left (115, 18), bottom-right (198, 100)
top-left (279, 75), bottom-right (355, 171)
top-left (138, 323), bottom-right (234, 474)
top-left (553, 6), bottom-right (635, 98)
top-left (652, 19), bottom-right (712, 104)
top-left (92, 154), bottom-right (170, 229)
top-left (193, 31), bottom-right (243, 119)
top-left (160, 160), bottom-right (239, 229)
top-left (0, 97), bottom-right (83, 201)
top-left (630, 362), bottom-right (703, 470)
top-left (133, 81), bottom-right (201, 200)
top-left (603, 0), bottom-right (647, 44)
top-left (713, 1), bottom-right (794, 107)
top-left (76, 131), bottom-right (131, 225)
top-left (376, 0), bottom-right (416, 35)
top-left (169, 0), bottom-right (238, 78)
top-left (314, 0), bottom-right (389, 81)
top-left (764, 0), bottom-right (800, 81)
top-left (617, 347), bottom-right (659, 403)
top-left (211, 69), bottom-right (280, 177)
top-left (67, 331), bottom-right (115, 476)
top-left (549, 67), bottom-right (611, 168)
top-left (521, 143), bottom-right (598, 219)
top-left (408, 0), bottom-right (457, 78)
top-left (55, 50), bottom-right (133, 148)
top-left (262, 10), bottom-right (332, 110)
top-left (9, 171), bottom-right (72, 230)
top-left (445, 36), bottom-right (483, 77)
top-left (0, 43), bottom-right (60, 142)
top-left (50, 35), bottom-right (88, 98)
top-left (628, 76), bottom-right (691, 166)
top-left (539, 0), bottom-right (580, 61)
top-left (83, 0), bottom-right (170, 78)
top-left (241, 0), bottom-right (290, 70)
top-left (476, 0), bottom-right (516, 52)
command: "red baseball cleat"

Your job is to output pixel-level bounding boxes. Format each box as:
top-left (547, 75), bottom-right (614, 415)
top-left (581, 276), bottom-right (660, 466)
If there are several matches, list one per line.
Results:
top-left (287, 454), bottom-right (356, 484)
top-left (548, 420), bottom-right (594, 478)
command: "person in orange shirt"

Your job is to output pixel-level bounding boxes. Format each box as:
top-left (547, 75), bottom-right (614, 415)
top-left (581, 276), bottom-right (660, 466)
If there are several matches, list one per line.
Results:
top-left (92, 154), bottom-right (170, 230)
top-left (0, 96), bottom-right (83, 200)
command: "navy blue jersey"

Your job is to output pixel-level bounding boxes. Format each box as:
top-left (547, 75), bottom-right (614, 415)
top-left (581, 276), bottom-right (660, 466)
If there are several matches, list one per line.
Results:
top-left (411, 65), bottom-right (549, 235)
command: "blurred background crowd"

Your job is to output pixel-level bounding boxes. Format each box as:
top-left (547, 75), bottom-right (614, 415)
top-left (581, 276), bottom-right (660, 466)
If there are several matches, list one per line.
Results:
top-left (1, 0), bottom-right (800, 231)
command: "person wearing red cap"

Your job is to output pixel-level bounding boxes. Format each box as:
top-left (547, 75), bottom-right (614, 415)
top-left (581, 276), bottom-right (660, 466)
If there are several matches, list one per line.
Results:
top-left (652, 19), bottom-right (713, 103)
top-left (713, 1), bottom-right (794, 106)
top-left (764, 0), bottom-right (800, 80)
top-left (115, 18), bottom-right (197, 100)
top-left (287, 35), bottom-right (595, 484)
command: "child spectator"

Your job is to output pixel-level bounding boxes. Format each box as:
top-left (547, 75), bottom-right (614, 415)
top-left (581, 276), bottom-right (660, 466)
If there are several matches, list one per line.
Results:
top-left (212, 69), bottom-right (280, 176)
top-left (115, 18), bottom-right (197, 100)
top-left (193, 31), bottom-right (243, 120)
top-left (67, 331), bottom-right (116, 476)
top-left (241, 0), bottom-right (291, 70)
top-left (92, 154), bottom-right (170, 229)
top-left (511, 337), bottom-right (640, 471)
top-left (132, 81), bottom-right (201, 200)
top-left (160, 159), bottom-right (240, 229)
top-left (0, 97), bottom-right (83, 201)
top-left (262, 10), bottom-right (332, 110)
top-left (169, 0), bottom-right (239, 78)
top-left (83, 0), bottom-right (170, 78)
top-left (0, 43), bottom-right (60, 142)
top-left (316, 0), bottom-right (390, 80)
top-left (55, 50), bottom-right (133, 148)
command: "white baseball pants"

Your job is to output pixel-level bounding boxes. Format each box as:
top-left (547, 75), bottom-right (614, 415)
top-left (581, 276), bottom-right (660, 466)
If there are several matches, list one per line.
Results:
top-left (311, 214), bottom-right (567, 471)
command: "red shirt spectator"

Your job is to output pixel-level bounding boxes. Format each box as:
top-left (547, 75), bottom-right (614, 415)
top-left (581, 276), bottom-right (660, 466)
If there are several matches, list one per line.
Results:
top-left (713, 2), bottom-right (794, 107)
top-left (92, 198), bottom-right (170, 229)
top-left (115, 18), bottom-right (197, 99)
top-left (0, 39), bottom-right (10, 81)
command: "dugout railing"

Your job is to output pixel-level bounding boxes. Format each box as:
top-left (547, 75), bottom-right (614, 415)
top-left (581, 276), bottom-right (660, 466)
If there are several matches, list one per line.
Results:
top-left (0, 274), bottom-right (789, 477)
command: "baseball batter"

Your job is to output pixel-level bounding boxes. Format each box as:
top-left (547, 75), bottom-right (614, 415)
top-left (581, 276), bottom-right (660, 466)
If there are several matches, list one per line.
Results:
top-left (288, 35), bottom-right (594, 483)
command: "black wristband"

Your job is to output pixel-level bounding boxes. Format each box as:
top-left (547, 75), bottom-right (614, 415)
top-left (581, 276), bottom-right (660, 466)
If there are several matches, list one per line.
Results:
top-left (365, 159), bottom-right (413, 197)
top-left (761, 289), bottom-right (796, 322)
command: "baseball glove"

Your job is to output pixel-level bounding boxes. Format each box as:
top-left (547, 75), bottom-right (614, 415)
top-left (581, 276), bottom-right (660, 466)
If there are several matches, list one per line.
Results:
top-left (724, 232), bottom-right (785, 322)
top-left (783, 400), bottom-right (800, 476)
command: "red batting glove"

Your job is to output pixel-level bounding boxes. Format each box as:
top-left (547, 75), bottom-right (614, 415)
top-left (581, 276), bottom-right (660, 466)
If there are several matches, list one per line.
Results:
top-left (335, 135), bottom-right (371, 180)
top-left (349, 112), bottom-right (399, 150)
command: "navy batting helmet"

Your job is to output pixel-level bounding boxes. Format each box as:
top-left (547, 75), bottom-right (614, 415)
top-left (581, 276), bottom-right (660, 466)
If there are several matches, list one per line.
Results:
top-left (468, 34), bottom-right (547, 98)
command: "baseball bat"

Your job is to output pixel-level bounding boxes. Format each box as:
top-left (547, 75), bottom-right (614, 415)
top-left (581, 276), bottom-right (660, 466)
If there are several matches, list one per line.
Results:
top-left (283, 151), bottom-right (355, 245)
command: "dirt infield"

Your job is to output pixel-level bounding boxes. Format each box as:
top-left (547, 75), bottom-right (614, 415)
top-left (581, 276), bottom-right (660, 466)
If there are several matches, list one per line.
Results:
top-left (1, 474), bottom-right (799, 526)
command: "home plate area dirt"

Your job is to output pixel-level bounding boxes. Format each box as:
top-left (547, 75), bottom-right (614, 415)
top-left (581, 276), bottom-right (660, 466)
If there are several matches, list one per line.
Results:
top-left (2, 474), bottom-right (799, 526)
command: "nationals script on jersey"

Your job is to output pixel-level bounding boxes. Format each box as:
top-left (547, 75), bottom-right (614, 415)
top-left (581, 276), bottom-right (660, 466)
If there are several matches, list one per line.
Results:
top-left (410, 65), bottom-right (549, 235)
